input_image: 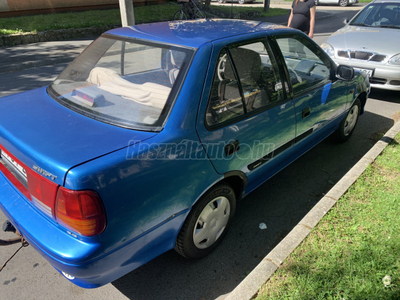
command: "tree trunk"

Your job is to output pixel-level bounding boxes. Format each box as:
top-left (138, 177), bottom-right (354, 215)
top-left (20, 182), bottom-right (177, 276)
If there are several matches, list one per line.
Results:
top-left (119, 0), bottom-right (135, 26)
top-left (263, 0), bottom-right (270, 13)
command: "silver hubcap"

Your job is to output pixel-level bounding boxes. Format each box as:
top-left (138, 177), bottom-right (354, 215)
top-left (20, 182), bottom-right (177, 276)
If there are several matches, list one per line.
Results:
top-left (193, 196), bottom-right (230, 249)
top-left (343, 105), bottom-right (359, 136)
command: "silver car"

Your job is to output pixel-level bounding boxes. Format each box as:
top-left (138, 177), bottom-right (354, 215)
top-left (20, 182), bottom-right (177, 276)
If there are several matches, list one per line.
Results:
top-left (315, 0), bottom-right (358, 7)
top-left (321, 0), bottom-right (400, 91)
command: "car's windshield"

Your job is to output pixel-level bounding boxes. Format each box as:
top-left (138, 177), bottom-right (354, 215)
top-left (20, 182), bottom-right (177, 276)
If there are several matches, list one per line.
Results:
top-left (350, 3), bottom-right (400, 28)
top-left (48, 35), bottom-right (194, 131)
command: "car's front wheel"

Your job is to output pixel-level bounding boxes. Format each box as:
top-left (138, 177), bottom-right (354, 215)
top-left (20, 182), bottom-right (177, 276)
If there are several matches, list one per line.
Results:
top-left (334, 99), bottom-right (360, 142)
top-left (175, 183), bottom-right (236, 259)
top-left (339, 0), bottom-right (348, 6)
top-left (218, 0), bottom-right (226, 3)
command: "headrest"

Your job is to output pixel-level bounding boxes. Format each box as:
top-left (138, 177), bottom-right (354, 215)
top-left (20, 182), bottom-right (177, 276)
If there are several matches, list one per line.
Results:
top-left (224, 48), bottom-right (261, 83)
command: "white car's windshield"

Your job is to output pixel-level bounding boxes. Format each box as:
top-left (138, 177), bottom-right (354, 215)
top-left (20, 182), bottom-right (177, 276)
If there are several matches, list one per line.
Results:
top-left (350, 3), bottom-right (400, 28)
top-left (49, 35), bottom-right (194, 131)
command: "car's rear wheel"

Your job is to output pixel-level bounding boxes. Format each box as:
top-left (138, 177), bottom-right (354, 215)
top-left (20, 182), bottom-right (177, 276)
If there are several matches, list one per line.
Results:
top-left (218, 0), bottom-right (226, 3)
top-left (175, 183), bottom-right (236, 259)
top-left (238, 0), bottom-right (245, 4)
top-left (339, 0), bottom-right (348, 6)
top-left (314, 0), bottom-right (319, 5)
top-left (334, 99), bottom-right (360, 142)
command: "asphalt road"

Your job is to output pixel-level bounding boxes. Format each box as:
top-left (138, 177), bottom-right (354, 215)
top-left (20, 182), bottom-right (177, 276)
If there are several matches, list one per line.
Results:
top-left (1, 6), bottom-right (400, 300)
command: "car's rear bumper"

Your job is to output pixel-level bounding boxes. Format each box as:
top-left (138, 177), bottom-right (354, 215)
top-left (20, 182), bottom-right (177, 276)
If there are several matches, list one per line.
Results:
top-left (0, 171), bottom-right (188, 288)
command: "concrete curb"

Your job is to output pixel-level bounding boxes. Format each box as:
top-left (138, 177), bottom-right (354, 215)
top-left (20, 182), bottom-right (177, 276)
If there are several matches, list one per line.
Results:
top-left (224, 120), bottom-right (400, 300)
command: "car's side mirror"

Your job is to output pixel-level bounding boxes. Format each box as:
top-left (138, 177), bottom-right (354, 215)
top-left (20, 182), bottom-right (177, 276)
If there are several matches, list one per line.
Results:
top-left (336, 65), bottom-right (354, 81)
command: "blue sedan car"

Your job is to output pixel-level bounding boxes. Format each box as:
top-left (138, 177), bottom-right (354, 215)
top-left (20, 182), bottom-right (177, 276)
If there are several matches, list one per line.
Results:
top-left (0, 19), bottom-right (369, 288)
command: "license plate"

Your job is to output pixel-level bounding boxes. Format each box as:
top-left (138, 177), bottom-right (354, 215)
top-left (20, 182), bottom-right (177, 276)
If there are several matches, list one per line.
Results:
top-left (1, 150), bottom-right (27, 178)
top-left (354, 67), bottom-right (374, 77)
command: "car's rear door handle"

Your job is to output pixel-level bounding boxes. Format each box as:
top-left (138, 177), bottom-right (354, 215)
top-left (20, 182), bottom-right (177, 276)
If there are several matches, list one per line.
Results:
top-left (225, 140), bottom-right (240, 157)
top-left (302, 107), bottom-right (311, 119)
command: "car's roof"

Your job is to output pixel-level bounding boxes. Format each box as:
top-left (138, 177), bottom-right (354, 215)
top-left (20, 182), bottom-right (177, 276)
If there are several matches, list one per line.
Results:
top-left (105, 19), bottom-right (285, 49)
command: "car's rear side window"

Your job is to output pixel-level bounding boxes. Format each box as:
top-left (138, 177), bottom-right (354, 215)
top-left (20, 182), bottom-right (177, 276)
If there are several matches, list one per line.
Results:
top-left (206, 40), bottom-right (283, 128)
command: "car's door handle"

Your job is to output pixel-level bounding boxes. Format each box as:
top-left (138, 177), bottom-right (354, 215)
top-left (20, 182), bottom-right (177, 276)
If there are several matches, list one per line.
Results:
top-left (225, 140), bottom-right (240, 157)
top-left (302, 107), bottom-right (311, 119)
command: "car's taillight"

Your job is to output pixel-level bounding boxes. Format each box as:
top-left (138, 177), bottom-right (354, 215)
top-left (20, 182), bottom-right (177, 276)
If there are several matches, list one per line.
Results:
top-left (55, 187), bottom-right (106, 237)
top-left (26, 170), bottom-right (58, 217)
top-left (1, 145), bottom-right (106, 237)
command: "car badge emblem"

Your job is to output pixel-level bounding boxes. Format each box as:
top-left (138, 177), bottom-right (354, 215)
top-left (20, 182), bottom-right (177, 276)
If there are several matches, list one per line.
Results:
top-left (33, 165), bottom-right (57, 180)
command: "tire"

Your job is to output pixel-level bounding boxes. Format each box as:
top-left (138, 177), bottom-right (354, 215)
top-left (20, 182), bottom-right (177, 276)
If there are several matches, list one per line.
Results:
top-left (174, 10), bottom-right (188, 20)
top-left (314, 0), bottom-right (319, 5)
top-left (333, 99), bottom-right (360, 142)
top-left (175, 183), bottom-right (236, 259)
top-left (218, 0), bottom-right (226, 3)
top-left (238, 0), bottom-right (245, 4)
top-left (339, 0), bottom-right (348, 6)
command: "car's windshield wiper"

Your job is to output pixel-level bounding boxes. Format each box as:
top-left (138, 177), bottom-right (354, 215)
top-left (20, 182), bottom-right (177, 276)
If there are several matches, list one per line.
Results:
top-left (378, 25), bottom-right (400, 29)
top-left (349, 22), bottom-right (371, 27)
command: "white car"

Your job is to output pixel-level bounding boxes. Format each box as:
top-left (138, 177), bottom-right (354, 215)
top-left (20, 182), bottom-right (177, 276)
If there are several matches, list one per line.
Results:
top-left (321, 0), bottom-right (400, 91)
top-left (315, 0), bottom-right (358, 7)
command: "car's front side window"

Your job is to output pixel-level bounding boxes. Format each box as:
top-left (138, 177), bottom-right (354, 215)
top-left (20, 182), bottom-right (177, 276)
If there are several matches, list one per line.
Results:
top-left (206, 40), bottom-right (283, 127)
top-left (275, 37), bottom-right (331, 96)
top-left (48, 36), bottom-right (194, 131)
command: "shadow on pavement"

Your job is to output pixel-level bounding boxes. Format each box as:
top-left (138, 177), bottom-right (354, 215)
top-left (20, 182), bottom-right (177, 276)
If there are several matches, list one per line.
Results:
top-left (0, 64), bottom-right (67, 98)
top-left (369, 89), bottom-right (400, 104)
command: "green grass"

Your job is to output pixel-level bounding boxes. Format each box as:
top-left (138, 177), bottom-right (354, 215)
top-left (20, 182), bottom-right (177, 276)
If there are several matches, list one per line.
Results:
top-left (0, 5), bottom-right (175, 35)
top-left (0, 3), bottom-right (289, 35)
top-left (256, 134), bottom-right (400, 299)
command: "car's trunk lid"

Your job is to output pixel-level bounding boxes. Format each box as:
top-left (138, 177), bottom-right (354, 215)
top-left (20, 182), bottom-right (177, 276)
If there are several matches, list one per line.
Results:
top-left (0, 87), bottom-right (156, 187)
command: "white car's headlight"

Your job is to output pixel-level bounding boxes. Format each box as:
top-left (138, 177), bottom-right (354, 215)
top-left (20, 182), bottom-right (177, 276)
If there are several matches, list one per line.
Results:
top-left (321, 42), bottom-right (335, 58)
top-left (388, 54), bottom-right (400, 65)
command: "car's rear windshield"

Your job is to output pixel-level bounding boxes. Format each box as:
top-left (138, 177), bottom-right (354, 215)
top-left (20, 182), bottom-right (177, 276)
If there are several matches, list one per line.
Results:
top-left (48, 35), bottom-right (194, 131)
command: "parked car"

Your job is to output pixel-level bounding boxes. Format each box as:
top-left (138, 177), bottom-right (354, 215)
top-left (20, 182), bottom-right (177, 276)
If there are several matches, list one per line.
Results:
top-left (0, 19), bottom-right (369, 288)
top-left (315, 0), bottom-right (358, 7)
top-left (321, 0), bottom-right (400, 91)
top-left (217, 0), bottom-right (253, 4)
